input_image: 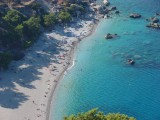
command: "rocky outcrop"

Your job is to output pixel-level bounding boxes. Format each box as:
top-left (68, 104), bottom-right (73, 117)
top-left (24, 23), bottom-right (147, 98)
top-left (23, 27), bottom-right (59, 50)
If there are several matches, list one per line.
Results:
top-left (115, 10), bottom-right (120, 14)
top-left (103, 0), bottom-right (110, 6)
top-left (109, 6), bottom-right (116, 11)
top-left (146, 23), bottom-right (160, 29)
top-left (127, 59), bottom-right (135, 65)
top-left (151, 17), bottom-right (159, 23)
top-left (129, 13), bottom-right (141, 18)
top-left (105, 33), bottom-right (118, 39)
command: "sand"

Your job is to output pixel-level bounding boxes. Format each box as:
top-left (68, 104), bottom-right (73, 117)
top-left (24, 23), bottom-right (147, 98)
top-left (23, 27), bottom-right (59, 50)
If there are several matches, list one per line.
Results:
top-left (0, 15), bottom-right (98, 120)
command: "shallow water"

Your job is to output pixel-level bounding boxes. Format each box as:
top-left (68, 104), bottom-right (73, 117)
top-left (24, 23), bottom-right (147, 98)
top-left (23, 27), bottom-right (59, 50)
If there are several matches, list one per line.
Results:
top-left (50, 0), bottom-right (160, 120)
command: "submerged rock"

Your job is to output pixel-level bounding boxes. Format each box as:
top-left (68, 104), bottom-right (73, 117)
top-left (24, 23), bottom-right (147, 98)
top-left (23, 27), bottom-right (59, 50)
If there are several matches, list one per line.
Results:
top-left (129, 13), bottom-right (141, 18)
top-left (109, 6), bottom-right (117, 11)
top-left (115, 10), bottom-right (120, 14)
top-left (105, 33), bottom-right (118, 39)
top-left (134, 55), bottom-right (142, 59)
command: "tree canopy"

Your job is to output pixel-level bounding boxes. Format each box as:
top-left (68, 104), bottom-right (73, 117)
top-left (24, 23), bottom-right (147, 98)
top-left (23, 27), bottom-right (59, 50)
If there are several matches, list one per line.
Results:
top-left (64, 108), bottom-right (136, 120)
top-left (3, 10), bottom-right (26, 27)
top-left (23, 16), bottom-right (41, 39)
top-left (43, 13), bottom-right (56, 27)
top-left (58, 11), bottom-right (71, 22)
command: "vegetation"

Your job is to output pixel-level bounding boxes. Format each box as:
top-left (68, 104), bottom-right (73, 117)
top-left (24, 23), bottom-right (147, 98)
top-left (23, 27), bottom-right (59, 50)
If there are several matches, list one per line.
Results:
top-left (67, 4), bottom-right (85, 14)
top-left (43, 13), bottom-right (56, 27)
top-left (3, 10), bottom-right (26, 27)
top-left (0, 1), bottom-right (87, 69)
top-left (23, 16), bottom-right (41, 39)
top-left (58, 11), bottom-right (71, 22)
top-left (0, 52), bottom-right (13, 69)
top-left (64, 108), bottom-right (136, 120)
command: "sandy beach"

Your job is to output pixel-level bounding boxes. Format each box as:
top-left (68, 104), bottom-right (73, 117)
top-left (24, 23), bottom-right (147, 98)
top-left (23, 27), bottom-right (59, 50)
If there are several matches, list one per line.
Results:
top-left (0, 13), bottom-right (98, 120)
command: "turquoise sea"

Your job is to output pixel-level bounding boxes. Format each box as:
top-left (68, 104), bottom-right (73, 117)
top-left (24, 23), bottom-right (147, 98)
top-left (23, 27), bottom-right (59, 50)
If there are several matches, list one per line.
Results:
top-left (50, 0), bottom-right (160, 120)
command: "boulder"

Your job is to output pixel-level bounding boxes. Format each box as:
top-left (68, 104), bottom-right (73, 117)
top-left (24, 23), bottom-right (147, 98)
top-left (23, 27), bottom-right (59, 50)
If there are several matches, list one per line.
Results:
top-left (115, 10), bottom-right (120, 14)
top-left (127, 59), bottom-right (135, 65)
top-left (104, 8), bottom-right (109, 14)
top-left (151, 17), bottom-right (159, 23)
top-left (146, 23), bottom-right (160, 29)
top-left (103, 0), bottom-right (110, 6)
top-left (129, 13), bottom-right (141, 18)
top-left (105, 33), bottom-right (117, 39)
top-left (109, 6), bottom-right (117, 11)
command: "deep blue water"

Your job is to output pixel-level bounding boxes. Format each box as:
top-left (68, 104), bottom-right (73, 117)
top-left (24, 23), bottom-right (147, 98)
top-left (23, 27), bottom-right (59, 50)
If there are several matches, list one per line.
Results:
top-left (50, 0), bottom-right (160, 120)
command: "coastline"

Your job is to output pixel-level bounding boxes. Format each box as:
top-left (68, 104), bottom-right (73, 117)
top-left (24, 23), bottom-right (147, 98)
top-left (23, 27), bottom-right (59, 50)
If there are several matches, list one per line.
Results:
top-left (0, 11), bottom-right (100, 120)
top-left (47, 19), bottom-right (99, 120)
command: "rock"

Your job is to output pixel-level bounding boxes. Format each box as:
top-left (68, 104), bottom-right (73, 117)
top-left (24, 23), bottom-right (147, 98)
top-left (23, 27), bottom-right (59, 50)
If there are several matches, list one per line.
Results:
top-left (97, 6), bottom-right (104, 14)
top-left (129, 13), bottom-right (141, 18)
top-left (90, 3), bottom-right (96, 6)
top-left (115, 10), bottom-right (120, 14)
top-left (106, 2), bottom-right (110, 6)
top-left (103, 0), bottom-right (110, 6)
top-left (105, 33), bottom-right (118, 39)
top-left (146, 23), bottom-right (160, 29)
top-left (127, 59), bottom-right (135, 65)
top-left (104, 8), bottom-right (109, 14)
top-left (151, 17), bottom-right (159, 23)
top-left (109, 6), bottom-right (117, 11)
top-left (156, 13), bottom-right (160, 16)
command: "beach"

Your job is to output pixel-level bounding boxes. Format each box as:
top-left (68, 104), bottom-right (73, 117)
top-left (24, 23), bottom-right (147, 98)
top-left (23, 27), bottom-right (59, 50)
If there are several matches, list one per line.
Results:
top-left (0, 14), bottom-right (98, 120)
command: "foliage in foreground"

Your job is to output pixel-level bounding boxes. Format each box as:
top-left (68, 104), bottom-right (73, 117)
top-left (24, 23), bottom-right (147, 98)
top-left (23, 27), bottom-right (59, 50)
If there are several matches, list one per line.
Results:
top-left (64, 108), bottom-right (136, 120)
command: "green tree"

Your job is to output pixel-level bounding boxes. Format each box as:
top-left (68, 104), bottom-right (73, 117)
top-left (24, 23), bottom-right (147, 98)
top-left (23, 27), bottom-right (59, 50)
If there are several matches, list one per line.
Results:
top-left (3, 10), bottom-right (25, 26)
top-left (23, 16), bottom-right (41, 39)
top-left (64, 108), bottom-right (136, 120)
top-left (58, 11), bottom-right (71, 23)
top-left (67, 4), bottom-right (84, 14)
top-left (43, 13), bottom-right (56, 27)
top-left (15, 24), bottom-right (24, 37)
top-left (28, 2), bottom-right (41, 10)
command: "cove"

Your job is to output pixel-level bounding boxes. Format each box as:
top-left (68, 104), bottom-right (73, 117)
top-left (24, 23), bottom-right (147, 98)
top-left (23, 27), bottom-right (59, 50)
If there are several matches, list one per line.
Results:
top-left (50, 0), bottom-right (160, 120)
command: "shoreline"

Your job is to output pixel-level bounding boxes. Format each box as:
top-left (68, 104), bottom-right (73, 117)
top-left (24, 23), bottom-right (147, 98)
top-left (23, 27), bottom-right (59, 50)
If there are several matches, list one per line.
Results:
top-left (46, 18), bottom-right (100, 120)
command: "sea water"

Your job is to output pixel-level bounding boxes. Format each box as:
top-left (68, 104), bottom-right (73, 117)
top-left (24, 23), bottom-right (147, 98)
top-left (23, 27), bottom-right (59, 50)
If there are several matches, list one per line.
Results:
top-left (50, 0), bottom-right (160, 120)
